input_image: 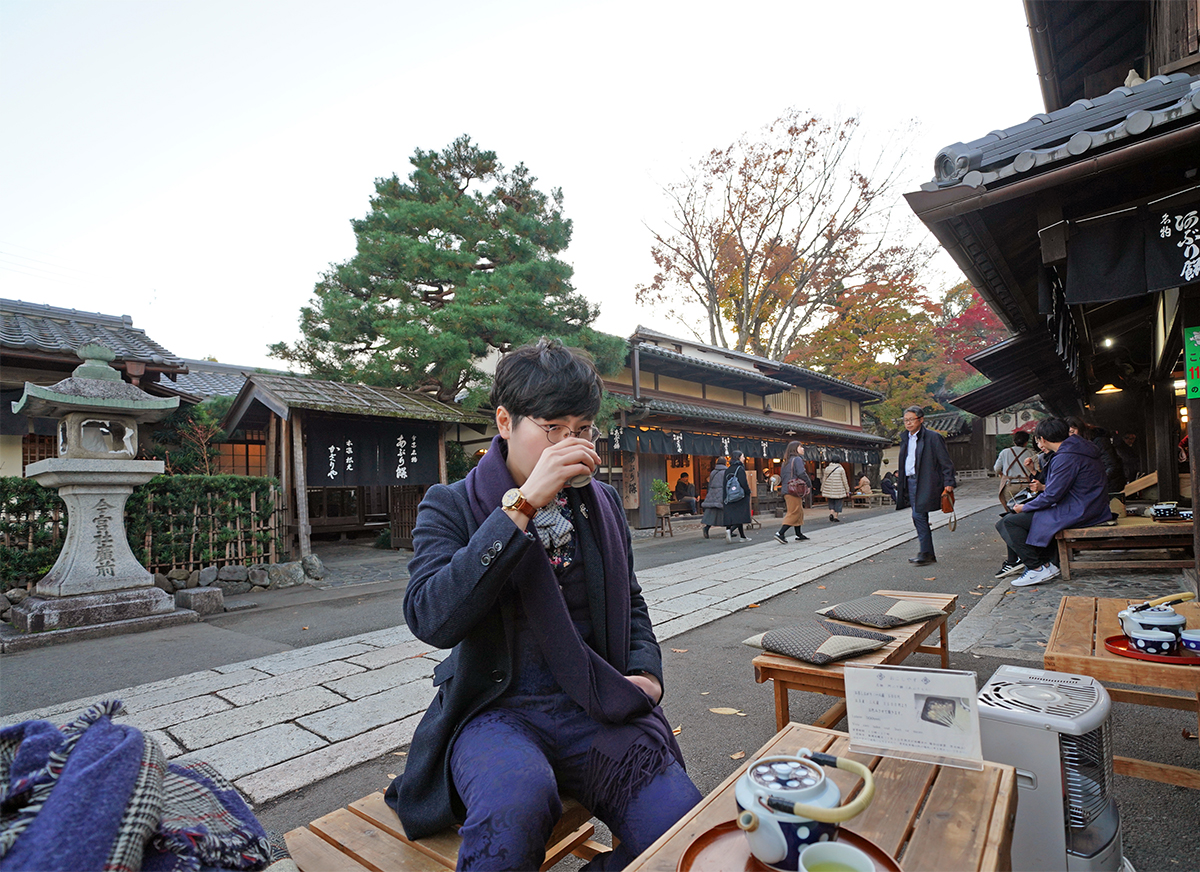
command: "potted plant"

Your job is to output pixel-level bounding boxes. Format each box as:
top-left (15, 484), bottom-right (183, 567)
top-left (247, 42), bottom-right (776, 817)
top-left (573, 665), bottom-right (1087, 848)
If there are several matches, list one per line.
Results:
top-left (651, 479), bottom-right (673, 516)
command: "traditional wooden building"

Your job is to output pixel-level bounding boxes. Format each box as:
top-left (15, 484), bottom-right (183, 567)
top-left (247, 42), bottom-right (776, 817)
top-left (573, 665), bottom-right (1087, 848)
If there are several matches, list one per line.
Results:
top-left (604, 327), bottom-right (890, 528)
top-left (904, 2), bottom-right (1199, 566)
top-left (220, 374), bottom-right (489, 554)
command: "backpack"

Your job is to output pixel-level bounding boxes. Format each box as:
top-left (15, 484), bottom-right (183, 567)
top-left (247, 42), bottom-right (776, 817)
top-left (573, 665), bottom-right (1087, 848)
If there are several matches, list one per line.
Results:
top-left (724, 468), bottom-right (746, 503)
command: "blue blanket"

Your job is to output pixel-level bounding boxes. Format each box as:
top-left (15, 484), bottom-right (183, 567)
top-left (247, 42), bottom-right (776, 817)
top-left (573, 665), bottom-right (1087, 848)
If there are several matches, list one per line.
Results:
top-left (0, 700), bottom-right (278, 872)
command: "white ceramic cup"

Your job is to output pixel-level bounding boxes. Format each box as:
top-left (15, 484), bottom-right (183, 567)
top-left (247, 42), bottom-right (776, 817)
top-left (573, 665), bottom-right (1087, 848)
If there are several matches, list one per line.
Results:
top-left (567, 473), bottom-right (593, 488)
top-left (798, 840), bottom-right (874, 872)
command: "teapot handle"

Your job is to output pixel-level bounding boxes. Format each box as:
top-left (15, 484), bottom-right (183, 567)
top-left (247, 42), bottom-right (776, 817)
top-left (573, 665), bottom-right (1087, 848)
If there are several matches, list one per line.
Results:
top-left (764, 752), bottom-right (875, 824)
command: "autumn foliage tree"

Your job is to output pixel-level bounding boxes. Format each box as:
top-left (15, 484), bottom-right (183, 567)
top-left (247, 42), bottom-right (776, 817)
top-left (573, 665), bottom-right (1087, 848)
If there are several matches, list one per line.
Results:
top-left (637, 108), bottom-right (926, 359)
top-left (271, 135), bottom-right (626, 402)
top-left (790, 276), bottom-right (945, 436)
top-left (933, 280), bottom-right (1008, 384)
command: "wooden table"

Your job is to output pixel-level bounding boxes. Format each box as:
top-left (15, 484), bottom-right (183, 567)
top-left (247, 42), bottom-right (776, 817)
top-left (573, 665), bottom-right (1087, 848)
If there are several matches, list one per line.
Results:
top-left (625, 722), bottom-right (1016, 872)
top-left (1054, 515), bottom-right (1194, 580)
top-left (753, 591), bottom-right (957, 731)
top-left (1043, 596), bottom-right (1200, 789)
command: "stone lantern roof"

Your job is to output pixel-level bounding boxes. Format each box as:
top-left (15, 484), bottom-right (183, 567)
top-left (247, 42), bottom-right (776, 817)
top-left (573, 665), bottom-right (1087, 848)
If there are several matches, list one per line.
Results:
top-left (12, 343), bottom-right (178, 422)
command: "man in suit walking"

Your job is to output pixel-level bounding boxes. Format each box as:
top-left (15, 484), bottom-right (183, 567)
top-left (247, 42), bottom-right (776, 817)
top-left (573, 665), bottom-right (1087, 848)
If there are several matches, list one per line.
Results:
top-left (895, 405), bottom-right (956, 566)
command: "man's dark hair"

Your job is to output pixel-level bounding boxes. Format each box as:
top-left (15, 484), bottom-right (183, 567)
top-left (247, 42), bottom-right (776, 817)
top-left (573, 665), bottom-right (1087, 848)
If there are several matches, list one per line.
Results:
top-left (1035, 417), bottom-right (1070, 443)
top-left (490, 338), bottom-right (603, 421)
top-left (678, 472), bottom-right (689, 478)
top-left (1012, 431), bottom-right (1030, 447)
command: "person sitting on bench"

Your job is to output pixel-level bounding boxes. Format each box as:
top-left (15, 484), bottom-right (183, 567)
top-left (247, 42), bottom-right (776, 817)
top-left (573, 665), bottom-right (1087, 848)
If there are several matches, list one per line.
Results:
top-left (386, 338), bottom-right (701, 872)
top-left (673, 472), bottom-right (699, 514)
top-left (996, 417), bottom-right (1110, 587)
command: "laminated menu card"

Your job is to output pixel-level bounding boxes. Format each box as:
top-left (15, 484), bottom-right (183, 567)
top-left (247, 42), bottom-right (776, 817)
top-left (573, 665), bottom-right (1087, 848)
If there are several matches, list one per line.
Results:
top-left (843, 664), bottom-right (983, 770)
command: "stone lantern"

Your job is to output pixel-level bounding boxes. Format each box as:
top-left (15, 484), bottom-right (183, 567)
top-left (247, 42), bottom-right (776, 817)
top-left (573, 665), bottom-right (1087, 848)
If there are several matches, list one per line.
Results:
top-left (8, 343), bottom-right (181, 634)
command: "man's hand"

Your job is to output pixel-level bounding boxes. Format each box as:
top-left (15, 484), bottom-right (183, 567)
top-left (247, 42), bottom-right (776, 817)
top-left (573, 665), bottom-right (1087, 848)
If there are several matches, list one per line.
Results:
top-left (626, 673), bottom-right (662, 705)
top-left (520, 437), bottom-right (600, 508)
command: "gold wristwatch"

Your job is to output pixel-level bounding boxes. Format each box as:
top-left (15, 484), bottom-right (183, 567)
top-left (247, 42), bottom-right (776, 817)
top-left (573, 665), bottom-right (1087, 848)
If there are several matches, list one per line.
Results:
top-left (501, 487), bottom-right (537, 519)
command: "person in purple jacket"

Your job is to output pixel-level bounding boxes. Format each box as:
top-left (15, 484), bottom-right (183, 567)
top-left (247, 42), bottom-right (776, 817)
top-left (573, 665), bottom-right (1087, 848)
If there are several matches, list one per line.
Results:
top-left (996, 417), bottom-right (1111, 587)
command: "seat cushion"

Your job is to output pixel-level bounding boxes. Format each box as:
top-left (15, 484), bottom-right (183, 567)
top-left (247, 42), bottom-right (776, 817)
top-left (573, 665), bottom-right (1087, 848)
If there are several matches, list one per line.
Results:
top-left (815, 595), bottom-right (945, 628)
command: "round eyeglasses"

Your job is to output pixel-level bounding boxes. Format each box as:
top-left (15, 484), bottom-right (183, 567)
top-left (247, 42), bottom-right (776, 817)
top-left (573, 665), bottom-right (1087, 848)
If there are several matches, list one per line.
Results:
top-left (532, 422), bottom-right (602, 444)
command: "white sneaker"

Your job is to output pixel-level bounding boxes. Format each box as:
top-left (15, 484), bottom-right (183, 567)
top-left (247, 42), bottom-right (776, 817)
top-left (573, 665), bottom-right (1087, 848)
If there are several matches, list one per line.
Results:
top-left (725, 529), bottom-right (733, 543)
top-left (1011, 564), bottom-right (1061, 587)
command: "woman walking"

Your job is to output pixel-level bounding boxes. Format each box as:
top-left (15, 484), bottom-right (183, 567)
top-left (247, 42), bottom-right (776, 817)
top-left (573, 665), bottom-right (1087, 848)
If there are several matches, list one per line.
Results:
top-left (821, 461), bottom-right (850, 522)
top-left (701, 457), bottom-right (727, 539)
top-left (723, 451), bottom-right (752, 542)
top-left (774, 441), bottom-right (811, 544)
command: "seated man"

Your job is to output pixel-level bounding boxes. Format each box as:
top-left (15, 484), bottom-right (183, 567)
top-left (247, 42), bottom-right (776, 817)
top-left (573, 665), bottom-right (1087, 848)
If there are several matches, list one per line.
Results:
top-left (673, 472), bottom-right (699, 514)
top-left (996, 417), bottom-right (1111, 587)
top-left (386, 339), bottom-right (700, 872)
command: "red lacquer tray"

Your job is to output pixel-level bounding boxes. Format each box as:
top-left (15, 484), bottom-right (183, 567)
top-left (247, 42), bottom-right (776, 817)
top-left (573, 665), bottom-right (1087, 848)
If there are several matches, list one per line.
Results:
top-left (1104, 635), bottom-right (1200, 665)
top-left (677, 820), bottom-right (901, 872)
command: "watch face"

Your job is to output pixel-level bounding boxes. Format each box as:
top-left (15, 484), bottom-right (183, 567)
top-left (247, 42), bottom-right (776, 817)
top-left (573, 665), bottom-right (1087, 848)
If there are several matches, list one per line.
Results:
top-left (502, 488), bottom-right (522, 508)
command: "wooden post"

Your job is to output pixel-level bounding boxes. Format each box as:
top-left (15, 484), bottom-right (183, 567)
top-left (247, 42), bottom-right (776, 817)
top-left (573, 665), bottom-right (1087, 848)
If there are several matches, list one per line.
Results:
top-left (279, 412), bottom-right (293, 559)
top-left (438, 423), bottom-right (448, 484)
top-left (266, 415), bottom-right (277, 480)
top-left (291, 411), bottom-right (311, 558)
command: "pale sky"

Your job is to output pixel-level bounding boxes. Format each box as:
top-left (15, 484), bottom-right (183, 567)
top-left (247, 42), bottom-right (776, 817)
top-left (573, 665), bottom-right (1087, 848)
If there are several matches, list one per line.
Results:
top-left (1, 0), bottom-right (1043, 370)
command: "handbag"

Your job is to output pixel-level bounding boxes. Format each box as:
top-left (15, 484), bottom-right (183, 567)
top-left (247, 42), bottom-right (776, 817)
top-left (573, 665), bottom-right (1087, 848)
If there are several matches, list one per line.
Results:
top-left (941, 488), bottom-right (956, 532)
top-left (724, 471), bottom-right (746, 503)
top-left (785, 459), bottom-right (809, 498)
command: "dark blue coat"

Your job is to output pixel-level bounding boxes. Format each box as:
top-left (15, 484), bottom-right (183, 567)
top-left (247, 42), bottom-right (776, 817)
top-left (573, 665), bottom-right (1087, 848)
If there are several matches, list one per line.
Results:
top-left (895, 426), bottom-right (957, 513)
top-left (1022, 435), bottom-right (1111, 547)
top-left (385, 479), bottom-right (661, 840)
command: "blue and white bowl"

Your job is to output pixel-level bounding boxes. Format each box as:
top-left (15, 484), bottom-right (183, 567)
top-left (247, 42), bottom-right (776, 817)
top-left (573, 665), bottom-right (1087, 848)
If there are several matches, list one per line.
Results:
top-left (1129, 628), bottom-right (1178, 656)
top-left (1180, 629), bottom-right (1200, 653)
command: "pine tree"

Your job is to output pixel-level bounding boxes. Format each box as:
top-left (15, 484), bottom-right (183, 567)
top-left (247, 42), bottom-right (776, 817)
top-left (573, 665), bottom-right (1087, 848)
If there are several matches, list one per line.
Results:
top-left (271, 135), bottom-right (625, 402)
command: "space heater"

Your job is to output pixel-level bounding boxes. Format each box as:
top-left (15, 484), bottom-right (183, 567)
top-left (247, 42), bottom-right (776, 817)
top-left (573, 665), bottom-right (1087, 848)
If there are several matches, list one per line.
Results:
top-left (978, 665), bottom-right (1125, 872)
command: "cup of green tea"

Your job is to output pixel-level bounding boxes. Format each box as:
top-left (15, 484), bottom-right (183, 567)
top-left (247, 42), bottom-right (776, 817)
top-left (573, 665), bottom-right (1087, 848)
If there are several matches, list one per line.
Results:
top-left (798, 841), bottom-right (874, 872)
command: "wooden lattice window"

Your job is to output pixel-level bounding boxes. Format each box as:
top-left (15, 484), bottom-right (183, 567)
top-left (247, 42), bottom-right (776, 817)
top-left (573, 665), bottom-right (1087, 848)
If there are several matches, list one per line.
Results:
top-left (22, 434), bottom-right (56, 474)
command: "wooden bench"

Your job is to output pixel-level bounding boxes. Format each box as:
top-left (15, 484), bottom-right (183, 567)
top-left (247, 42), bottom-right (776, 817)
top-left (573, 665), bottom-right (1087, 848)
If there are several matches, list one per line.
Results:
top-left (753, 590), bottom-right (957, 731)
top-left (850, 492), bottom-right (889, 508)
top-left (1054, 515), bottom-right (1194, 580)
top-left (285, 791), bottom-right (600, 872)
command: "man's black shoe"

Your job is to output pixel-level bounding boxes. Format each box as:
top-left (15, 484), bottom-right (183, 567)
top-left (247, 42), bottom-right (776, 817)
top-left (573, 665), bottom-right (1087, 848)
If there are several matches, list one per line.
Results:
top-left (910, 554), bottom-right (937, 566)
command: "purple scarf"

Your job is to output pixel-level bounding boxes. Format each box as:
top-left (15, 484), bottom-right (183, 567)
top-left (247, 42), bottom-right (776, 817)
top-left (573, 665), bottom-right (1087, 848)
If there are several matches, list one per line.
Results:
top-left (465, 436), bottom-right (683, 815)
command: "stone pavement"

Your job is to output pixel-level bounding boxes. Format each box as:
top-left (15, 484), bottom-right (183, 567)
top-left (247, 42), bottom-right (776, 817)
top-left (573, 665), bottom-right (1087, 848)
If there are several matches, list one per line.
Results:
top-left (1, 486), bottom-right (999, 806)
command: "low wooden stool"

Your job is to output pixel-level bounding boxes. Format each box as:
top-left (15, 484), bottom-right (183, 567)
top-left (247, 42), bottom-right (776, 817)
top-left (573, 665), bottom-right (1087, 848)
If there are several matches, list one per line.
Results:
top-left (286, 791), bottom-right (600, 872)
top-left (654, 513), bottom-right (673, 537)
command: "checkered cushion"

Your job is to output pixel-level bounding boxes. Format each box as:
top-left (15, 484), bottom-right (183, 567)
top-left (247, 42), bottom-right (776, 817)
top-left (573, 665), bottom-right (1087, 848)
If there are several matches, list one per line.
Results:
top-left (746, 620), bottom-right (894, 665)
top-left (815, 595), bottom-right (945, 629)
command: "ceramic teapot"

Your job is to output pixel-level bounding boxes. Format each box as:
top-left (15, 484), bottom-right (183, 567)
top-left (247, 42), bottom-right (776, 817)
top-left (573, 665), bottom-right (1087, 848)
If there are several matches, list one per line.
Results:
top-left (735, 750), bottom-right (875, 872)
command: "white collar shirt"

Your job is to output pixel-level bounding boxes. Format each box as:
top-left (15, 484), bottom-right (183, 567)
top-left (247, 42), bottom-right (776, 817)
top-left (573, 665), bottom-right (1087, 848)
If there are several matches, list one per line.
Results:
top-left (905, 429), bottom-right (919, 477)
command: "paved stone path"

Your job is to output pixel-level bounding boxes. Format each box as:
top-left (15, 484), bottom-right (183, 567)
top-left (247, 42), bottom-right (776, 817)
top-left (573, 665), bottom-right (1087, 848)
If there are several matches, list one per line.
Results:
top-left (2, 489), bottom-right (998, 805)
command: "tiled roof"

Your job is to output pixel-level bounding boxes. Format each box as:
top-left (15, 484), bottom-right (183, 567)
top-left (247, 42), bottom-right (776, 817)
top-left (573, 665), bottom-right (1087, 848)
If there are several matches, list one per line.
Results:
top-left (171, 359), bottom-right (291, 399)
top-left (242, 374), bottom-right (491, 425)
top-left (631, 326), bottom-right (885, 402)
top-left (924, 72), bottom-right (1200, 190)
top-left (0, 298), bottom-right (186, 369)
top-left (924, 411), bottom-right (973, 438)
top-left (640, 398), bottom-right (891, 445)
top-left (635, 344), bottom-right (793, 391)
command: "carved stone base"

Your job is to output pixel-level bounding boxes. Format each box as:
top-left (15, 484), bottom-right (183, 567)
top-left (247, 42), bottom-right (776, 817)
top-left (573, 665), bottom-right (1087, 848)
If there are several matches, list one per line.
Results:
top-left (10, 587), bottom-right (175, 633)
